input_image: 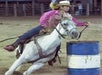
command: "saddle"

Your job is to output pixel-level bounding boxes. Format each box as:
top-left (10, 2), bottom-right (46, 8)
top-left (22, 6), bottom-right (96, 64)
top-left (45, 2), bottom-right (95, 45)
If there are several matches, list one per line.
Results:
top-left (39, 27), bottom-right (54, 36)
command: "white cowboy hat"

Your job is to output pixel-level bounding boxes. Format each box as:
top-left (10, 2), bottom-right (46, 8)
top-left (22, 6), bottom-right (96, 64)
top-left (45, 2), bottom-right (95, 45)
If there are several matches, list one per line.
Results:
top-left (58, 0), bottom-right (71, 7)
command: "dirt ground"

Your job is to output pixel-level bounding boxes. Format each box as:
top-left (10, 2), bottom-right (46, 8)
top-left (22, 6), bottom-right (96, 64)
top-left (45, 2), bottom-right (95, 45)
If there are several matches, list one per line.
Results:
top-left (0, 16), bottom-right (102, 75)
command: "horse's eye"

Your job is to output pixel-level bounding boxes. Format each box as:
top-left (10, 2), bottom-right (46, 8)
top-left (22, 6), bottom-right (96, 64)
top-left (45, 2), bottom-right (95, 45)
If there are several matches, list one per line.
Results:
top-left (64, 23), bottom-right (68, 26)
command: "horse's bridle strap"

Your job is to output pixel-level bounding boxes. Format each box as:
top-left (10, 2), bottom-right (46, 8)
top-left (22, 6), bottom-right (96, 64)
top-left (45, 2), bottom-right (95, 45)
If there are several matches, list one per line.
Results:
top-left (55, 28), bottom-right (65, 39)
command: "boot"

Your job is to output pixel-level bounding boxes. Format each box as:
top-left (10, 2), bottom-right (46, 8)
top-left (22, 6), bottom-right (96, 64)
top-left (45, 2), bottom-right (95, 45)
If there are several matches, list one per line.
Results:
top-left (48, 58), bottom-right (56, 66)
top-left (4, 43), bottom-right (18, 52)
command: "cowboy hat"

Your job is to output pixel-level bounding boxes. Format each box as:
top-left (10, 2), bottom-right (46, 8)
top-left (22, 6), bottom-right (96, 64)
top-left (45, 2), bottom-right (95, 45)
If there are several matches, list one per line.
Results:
top-left (58, 0), bottom-right (71, 7)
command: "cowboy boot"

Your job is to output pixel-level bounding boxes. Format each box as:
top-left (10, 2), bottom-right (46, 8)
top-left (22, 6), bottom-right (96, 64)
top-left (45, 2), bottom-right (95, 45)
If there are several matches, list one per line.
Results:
top-left (4, 42), bottom-right (19, 52)
top-left (48, 58), bottom-right (57, 66)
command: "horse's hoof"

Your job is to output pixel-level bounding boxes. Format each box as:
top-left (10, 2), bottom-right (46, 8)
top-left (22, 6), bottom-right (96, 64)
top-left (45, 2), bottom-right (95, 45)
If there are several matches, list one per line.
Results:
top-left (5, 71), bottom-right (12, 75)
top-left (23, 71), bottom-right (28, 75)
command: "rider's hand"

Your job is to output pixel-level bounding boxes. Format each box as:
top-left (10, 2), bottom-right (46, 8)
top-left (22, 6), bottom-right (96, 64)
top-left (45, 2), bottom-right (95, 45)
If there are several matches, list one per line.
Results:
top-left (84, 22), bottom-right (91, 26)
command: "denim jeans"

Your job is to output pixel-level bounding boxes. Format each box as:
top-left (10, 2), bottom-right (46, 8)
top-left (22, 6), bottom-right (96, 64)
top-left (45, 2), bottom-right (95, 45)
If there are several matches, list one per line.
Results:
top-left (14, 25), bottom-right (43, 44)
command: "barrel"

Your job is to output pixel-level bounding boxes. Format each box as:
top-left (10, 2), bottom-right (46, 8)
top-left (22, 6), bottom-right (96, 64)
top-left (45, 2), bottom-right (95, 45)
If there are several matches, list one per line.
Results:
top-left (66, 41), bottom-right (100, 75)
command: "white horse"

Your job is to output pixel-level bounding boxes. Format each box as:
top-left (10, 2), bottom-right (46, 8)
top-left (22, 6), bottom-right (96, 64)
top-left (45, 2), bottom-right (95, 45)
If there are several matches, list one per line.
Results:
top-left (5, 19), bottom-right (79, 75)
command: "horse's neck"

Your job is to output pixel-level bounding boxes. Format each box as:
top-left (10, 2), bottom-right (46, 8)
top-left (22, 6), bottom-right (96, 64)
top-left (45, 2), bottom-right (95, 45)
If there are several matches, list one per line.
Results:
top-left (50, 23), bottom-right (63, 38)
top-left (50, 29), bottom-right (60, 39)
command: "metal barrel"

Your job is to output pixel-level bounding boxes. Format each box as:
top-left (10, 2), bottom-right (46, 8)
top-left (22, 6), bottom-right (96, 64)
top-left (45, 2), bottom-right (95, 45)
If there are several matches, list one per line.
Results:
top-left (66, 41), bottom-right (100, 75)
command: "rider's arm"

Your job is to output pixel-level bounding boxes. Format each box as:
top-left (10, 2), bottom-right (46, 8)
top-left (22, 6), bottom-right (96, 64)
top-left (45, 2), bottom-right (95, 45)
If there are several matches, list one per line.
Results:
top-left (72, 17), bottom-right (88, 26)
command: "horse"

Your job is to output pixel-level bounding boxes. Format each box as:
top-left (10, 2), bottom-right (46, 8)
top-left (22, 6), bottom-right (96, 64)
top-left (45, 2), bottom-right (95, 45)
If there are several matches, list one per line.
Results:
top-left (5, 19), bottom-right (79, 75)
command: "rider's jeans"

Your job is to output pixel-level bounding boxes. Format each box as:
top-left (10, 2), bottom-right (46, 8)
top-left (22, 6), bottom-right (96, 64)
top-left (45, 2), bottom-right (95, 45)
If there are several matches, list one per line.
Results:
top-left (14, 25), bottom-right (43, 44)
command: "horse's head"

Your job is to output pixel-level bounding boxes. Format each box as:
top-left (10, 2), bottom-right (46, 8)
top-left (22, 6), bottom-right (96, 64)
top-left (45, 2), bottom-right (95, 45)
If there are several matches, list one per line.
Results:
top-left (56, 19), bottom-right (79, 39)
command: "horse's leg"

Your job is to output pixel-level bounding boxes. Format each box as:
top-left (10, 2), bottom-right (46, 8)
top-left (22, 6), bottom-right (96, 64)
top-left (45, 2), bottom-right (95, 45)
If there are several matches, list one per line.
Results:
top-left (5, 57), bottom-right (26, 75)
top-left (23, 62), bottom-right (45, 75)
top-left (23, 55), bottom-right (54, 75)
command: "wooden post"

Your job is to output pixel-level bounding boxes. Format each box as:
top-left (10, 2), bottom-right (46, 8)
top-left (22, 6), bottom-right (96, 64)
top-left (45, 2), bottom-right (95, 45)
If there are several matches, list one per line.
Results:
top-left (40, 3), bottom-right (44, 14)
top-left (23, 4), bottom-right (26, 16)
top-left (17, 2), bottom-right (20, 16)
top-left (32, 0), bottom-right (35, 16)
top-left (86, 3), bottom-right (90, 16)
top-left (5, 1), bottom-right (8, 16)
top-left (93, 0), bottom-right (97, 7)
top-left (14, 3), bottom-right (17, 17)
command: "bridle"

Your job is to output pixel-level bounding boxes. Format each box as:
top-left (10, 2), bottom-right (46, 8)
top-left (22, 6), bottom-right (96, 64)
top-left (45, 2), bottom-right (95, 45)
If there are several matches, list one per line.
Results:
top-left (55, 20), bottom-right (88, 40)
top-left (55, 20), bottom-right (76, 39)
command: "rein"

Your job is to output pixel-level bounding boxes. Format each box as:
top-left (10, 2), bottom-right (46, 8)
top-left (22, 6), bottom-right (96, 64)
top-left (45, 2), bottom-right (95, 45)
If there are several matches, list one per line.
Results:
top-left (55, 28), bottom-right (65, 39)
top-left (77, 25), bottom-right (88, 40)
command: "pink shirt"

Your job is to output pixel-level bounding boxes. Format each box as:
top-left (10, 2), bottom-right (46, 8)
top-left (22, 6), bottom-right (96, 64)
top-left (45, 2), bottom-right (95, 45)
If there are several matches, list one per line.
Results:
top-left (40, 10), bottom-right (59, 28)
top-left (40, 10), bottom-right (86, 28)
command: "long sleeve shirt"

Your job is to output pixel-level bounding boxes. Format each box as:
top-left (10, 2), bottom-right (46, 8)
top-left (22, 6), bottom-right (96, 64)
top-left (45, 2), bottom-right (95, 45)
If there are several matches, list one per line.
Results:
top-left (40, 10), bottom-right (86, 28)
top-left (72, 17), bottom-right (86, 26)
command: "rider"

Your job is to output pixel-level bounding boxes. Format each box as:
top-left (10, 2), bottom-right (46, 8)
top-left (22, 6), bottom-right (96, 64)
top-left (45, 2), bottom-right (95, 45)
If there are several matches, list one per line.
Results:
top-left (4, 0), bottom-right (89, 52)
